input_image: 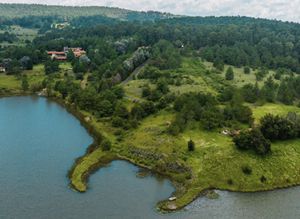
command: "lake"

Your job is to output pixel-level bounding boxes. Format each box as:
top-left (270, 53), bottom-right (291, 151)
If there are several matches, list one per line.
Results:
top-left (0, 96), bottom-right (299, 219)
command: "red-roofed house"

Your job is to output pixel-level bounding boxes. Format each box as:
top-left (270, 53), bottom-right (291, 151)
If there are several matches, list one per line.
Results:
top-left (48, 47), bottom-right (86, 61)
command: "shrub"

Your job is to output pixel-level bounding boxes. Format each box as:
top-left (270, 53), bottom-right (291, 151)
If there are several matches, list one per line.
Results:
top-left (225, 67), bottom-right (234, 80)
top-left (233, 128), bottom-right (271, 155)
top-left (142, 86), bottom-right (151, 97)
top-left (260, 175), bottom-right (267, 183)
top-left (168, 124), bottom-right (181, 136)
top-left (227, 179), bottom-right (234, 185)
top-left (244, 67), bottom-right (251, 74)
top-left (242, 166), bottom-right (252, 175)
top-left (260, 114), bottom-right (298, 141)
top-left (223, 104), bottom-right (253, 125)
top-left (188, 140), bottom-right (195, 151)
top-left (101, 139), bottom-right (112, 151)
top-left (112, 116), bottom-right (125, 127)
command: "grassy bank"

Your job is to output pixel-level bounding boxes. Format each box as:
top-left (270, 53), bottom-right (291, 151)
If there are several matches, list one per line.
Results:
top-left (66, 103), bottom-right (300, 212)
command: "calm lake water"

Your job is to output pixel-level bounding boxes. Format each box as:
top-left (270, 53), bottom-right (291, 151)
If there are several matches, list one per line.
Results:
top-left (1, 96), bottom-right (300, 219)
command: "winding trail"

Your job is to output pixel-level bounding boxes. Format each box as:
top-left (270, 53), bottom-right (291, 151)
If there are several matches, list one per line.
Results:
top-left (121, 59), bottom-right (150, 85)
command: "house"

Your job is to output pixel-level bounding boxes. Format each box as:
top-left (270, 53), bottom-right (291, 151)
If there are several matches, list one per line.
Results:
top-left (0, 65), bottom-right (5, 73)
top-left (51, 22), bottom-right (70, 30)
top-left (47, 51), bottom-right (67, 61)
top-left (54, 56), bottom-right (67, 61)
top-left (71, 48), bottom-right (86, 58)
top-left (64, 47), bottom-right (86, 57)
top-left (47, 47), bottom-right (86, 61)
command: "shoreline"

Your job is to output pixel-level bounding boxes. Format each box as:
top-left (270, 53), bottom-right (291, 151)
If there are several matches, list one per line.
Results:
top-left (2, 93), bottom-right (300, 212)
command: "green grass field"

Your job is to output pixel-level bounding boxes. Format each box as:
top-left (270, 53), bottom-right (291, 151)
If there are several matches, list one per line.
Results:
top-left (251, 103), bottom-right (300, 121)
top-left (0, 25), bottom-right (38, 46)
top-left (0, 74), bottom-right (20, 90)
top-left (203, 61), bottom-right (281, 88)
top-left (123, 58), bottom-right (218, 101)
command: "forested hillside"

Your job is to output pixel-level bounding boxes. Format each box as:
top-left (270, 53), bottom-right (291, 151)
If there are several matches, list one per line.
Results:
top-left (6, 15), bottom-right (299, 72)
top-left (0, 3), bottom-right (173, 21)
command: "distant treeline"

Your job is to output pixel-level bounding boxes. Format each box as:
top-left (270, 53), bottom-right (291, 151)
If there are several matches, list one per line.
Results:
top-left (26, 16), bottom-right (300, 72)
top-left (1, 11), bottom-right (300, 77)
top-left (0, 3), bottom-right (173, 21)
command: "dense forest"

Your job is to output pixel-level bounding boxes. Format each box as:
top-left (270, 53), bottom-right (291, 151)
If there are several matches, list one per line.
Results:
top-left (2, 14), bottom-right (300, 71)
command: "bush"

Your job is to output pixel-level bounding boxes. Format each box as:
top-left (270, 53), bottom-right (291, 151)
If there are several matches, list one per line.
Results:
top-left (140, 101), bottom-right (156, 116)
top-left (168, 124), bottom-right (181, 136)
top-left (225, 67), bottom-right (234, 80)
top-left (101, 139), bottom-right (112, 151)
top-left (223, 104), bottom-right (253, 124)
top-left (112, 116), bottom-right (125, 127)
top-left (131, 104), bottom-right (145, 120)
top-left (142, 86), bottom-right (151, 97)
top-left (244, 66), bottom-right (251, 74)
top-left (201, 108), bottom-right (224, 130)
top-left (233, 128), bottom-right (271, 155)
top-left (156, 79), bottom-right (169, 94)
top-left (227, 179), bottom-right (234, 185)
top-left (260, 175), bottom-right (267, 183)
top-left (242, 166), bottom-right (252, 175)
top-left (188, 140), bottom-right (195, 151)
top-left (260, 114), bottom-right (298, 141)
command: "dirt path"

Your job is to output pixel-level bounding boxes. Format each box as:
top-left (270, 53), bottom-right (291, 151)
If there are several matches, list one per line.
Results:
top-left (121, 59), bottom-right (150, 85)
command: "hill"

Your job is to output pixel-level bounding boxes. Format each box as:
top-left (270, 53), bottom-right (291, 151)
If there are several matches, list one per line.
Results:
top-left (0, 3), bottom-right (174, 21)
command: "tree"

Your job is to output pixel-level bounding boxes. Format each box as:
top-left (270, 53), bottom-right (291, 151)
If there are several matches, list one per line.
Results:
top-left (131, 104), bottom-right (145, 120)
top-left (241, 83), bottom-right (259, 103)
top-left (101, 139), bottom-right (112, 151)
top-left (142, 85), bottom-right (151, 98)
top-left (225, 67), bottom-right (234, 80)
top-left (21, 75), bottom-right (29, 91)
top-left (67, 50), bottom-right (76, 63)
top-left (244, 66), bottom-right (251, 74)
top-left (260, 114), bottom-right (298, 141)
top-left (114, 103), bottom-right (129, 119)
top-left (19, 56), bottom-right (33, 70)
top-left (188, 139), bottom-right (195, 151)
top-left (151, 40), bottom-right (181, 70)
top-left (6, 59), bottom-right (21, 75)
top-left (213, 58), bottom-right (224, 71)
top-left (73, 60), bottom-right (86, 73)
top-left (156, 79), bottom-right (169, 94)
top-left (255, 68), bottom-right (268, 81)
top-left (54, 80), bottom-right (69, 99)
top-left (201, 108), bottom-right (224, 130)
top-left (224, 104), bottom-right (253, 125)
top-left (140, 101), bottom-right (156, 116)
top-left (277, 81), bottom-right (294, 105)
top-left (44, 59), bottom-right (59, 74)
top-left (261, 77), bottom-right (278, 102)
top-left (233, 128), bottom-right (271, 155)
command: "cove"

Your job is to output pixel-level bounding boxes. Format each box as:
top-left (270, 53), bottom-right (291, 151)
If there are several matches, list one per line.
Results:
top-left (1, 96), bottom-right (300, 219)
